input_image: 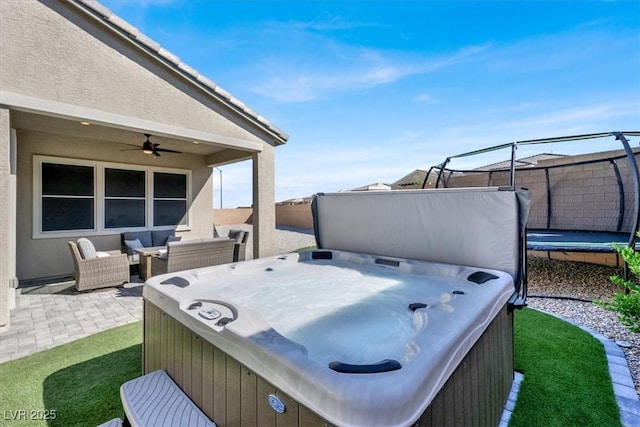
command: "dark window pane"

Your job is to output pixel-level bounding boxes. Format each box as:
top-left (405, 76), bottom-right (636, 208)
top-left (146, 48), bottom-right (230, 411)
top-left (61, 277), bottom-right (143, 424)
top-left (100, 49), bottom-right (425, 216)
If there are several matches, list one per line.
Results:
top-left (105, 199), bottom-right (145, 228)
top-left (154, 200), bottom-right (187, 226)
top-left (42, 163), bottom-right (94, 196)
top-left (105, 169), bottom-right (145, 197)
top-left (154, 172), bottom-right (187, 198)
top-left (42, 198), bottom-right (94, 231)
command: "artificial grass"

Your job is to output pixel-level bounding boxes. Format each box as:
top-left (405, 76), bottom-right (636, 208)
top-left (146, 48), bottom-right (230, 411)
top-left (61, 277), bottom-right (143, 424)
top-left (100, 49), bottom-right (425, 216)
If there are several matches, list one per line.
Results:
top-left (510, 308), bottom-right (621, 427)
top-left (0, 306), bottom-right (623, 426)
top-left (0, 322), bottom-right (142, 426)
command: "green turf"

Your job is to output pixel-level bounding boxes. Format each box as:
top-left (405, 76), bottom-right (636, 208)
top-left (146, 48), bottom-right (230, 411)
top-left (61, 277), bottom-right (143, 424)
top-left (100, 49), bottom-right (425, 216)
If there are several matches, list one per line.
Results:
top-left (0, 322), bottom-right (142, 427)
top-left (510, 308), bottom-right (621, 427)
top-left (0, 306), bottom-right (622, 426)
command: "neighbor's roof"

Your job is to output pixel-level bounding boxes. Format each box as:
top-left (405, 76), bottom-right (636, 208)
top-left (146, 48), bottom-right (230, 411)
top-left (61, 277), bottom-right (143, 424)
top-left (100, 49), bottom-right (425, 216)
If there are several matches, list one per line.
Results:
top-left (473, 153), bottom-right (567, 171)
top-left (350, 182), bottom-right (391, 191)
top-left (71, 0), bottom-right (288, 144)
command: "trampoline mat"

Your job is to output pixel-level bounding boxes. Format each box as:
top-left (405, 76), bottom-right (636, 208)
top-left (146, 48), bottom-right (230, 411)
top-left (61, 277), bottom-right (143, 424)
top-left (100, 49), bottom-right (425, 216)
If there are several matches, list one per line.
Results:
top-left (527, 229), bottom-right (638, 252)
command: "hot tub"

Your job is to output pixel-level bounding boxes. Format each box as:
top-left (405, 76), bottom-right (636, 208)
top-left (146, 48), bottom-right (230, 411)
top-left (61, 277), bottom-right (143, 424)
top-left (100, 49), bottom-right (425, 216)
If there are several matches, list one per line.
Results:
top-left (142, 187), bottom-right (529, 427)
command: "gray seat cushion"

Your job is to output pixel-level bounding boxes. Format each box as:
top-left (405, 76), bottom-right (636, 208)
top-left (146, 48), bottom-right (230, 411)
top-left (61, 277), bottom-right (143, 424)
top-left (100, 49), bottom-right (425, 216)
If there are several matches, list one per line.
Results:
top-left (152, 230), bottom-right (175, 246)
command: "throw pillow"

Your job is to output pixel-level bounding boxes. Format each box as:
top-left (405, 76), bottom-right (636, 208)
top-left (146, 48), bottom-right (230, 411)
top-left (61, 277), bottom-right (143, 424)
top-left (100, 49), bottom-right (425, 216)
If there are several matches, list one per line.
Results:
top-left (77, 238), bottom-right (97, 259)
top-left (124, 239), bottom-right (144, 255)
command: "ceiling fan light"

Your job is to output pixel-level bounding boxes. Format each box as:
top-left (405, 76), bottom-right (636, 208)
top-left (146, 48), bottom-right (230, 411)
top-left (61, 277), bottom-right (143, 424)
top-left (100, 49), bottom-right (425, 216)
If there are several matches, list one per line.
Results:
top-left (142, 141), bottom-right (154, 154)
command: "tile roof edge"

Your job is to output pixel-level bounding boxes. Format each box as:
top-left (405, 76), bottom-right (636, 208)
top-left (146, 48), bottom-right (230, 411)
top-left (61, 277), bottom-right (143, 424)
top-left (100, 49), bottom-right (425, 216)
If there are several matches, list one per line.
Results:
top-left (70, 0), bottom-right (288, 144)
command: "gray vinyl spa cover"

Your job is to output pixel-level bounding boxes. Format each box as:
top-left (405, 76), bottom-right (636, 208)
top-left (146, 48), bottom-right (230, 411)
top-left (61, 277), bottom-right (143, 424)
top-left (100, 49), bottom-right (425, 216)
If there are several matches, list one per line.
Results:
top-left (312, 187), bottom-right (530, 284)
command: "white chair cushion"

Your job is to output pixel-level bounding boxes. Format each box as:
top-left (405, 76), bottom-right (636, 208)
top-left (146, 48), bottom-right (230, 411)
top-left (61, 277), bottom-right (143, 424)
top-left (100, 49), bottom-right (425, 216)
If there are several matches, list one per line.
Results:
top-left (77, 238), bottom-right (97, 259)
top-left (96, 251), bottom-right (110, 258)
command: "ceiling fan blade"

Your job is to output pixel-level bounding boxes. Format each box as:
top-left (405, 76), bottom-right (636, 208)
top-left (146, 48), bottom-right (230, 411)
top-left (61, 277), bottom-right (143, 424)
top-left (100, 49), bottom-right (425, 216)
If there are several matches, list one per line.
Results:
top-left (119, 142), bottom-right (143, 150)
top-left (119, 134), bottom-right (183, 156)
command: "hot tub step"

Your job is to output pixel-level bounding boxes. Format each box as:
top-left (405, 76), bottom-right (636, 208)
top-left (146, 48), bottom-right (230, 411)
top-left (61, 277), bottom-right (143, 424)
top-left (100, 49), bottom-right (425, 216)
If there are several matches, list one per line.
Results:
top-left (120, 370), bottom-right (216, 427)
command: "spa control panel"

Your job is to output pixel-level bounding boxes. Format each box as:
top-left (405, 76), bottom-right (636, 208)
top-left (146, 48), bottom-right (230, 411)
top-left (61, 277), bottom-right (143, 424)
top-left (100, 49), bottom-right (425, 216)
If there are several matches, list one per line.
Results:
top-left (182, 300), bottom-right (237, 332)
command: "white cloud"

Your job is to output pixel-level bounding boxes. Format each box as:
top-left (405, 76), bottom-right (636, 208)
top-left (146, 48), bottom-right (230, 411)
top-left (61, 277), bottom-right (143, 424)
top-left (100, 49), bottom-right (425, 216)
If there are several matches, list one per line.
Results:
top-left (237, 19), bottom-right (492, 103)
top-left (414, 93), bottom-right (438, 104)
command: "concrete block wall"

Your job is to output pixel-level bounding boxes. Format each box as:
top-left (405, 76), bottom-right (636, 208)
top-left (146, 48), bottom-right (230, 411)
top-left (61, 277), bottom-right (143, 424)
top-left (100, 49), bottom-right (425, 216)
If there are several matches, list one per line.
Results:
top-left (213, 208), bottom-right (253, 226)
top-left (275, 203), bottom-right (313, 229)
top-left (447, 151), bottom-right (639, 233)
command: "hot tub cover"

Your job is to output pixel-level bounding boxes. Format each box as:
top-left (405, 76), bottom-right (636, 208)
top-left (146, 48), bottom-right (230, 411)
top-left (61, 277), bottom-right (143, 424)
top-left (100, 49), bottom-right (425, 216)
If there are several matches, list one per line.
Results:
top-left (312, 186), bottom-right (530, 287)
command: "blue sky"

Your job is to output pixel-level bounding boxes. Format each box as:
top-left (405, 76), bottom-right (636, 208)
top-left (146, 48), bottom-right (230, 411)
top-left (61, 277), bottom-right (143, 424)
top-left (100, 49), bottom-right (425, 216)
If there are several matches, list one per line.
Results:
top-left (100, 0), bottom-right (640, 208)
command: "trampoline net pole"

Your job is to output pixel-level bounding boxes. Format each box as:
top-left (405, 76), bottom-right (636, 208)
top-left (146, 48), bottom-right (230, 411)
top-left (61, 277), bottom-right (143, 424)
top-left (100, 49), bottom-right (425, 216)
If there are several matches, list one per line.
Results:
top-left (614, 132), bottom-right (640, 283)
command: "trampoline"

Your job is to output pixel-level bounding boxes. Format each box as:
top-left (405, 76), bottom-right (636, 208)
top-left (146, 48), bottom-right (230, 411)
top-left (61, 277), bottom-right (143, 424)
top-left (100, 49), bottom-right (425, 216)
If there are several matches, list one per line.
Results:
top-left (424, 131), bottom-right (640, 275)
top-left (526, 229), bottom-right (640, 253)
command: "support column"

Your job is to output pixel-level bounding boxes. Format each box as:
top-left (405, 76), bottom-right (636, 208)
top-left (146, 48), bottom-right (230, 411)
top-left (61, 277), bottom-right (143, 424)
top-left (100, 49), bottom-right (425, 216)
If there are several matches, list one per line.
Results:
top-left (0, 108), bottom-right (15, 329)
top-left (252, 143), bottom-right (276, 258)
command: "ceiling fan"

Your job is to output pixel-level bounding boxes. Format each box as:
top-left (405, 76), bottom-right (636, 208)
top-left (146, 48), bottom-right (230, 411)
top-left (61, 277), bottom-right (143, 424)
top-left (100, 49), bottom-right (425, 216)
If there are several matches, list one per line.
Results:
top-left (121, 133), bottom-right (182, 157)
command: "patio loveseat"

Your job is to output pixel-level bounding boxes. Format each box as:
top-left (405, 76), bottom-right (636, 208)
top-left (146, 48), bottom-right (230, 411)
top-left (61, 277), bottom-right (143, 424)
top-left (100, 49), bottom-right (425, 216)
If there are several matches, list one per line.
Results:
top-left (120, 230), bottom-right (179, 266)
top-left (122, 229), bottom-right (248, 266)
top-left (150, 238), bottom-right (236, 277)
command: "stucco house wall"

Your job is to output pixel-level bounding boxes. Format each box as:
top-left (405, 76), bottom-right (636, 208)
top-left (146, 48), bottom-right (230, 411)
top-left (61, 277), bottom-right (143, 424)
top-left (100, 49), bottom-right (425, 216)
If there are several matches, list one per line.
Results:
top-left (1, 0), bottom-right (273, 145)
top-left (0, 0), bottom-right (287, 328)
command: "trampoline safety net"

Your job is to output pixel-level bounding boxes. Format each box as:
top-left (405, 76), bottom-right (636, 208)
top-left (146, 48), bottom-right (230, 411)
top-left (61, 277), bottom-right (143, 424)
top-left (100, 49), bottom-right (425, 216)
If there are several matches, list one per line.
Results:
top-left (423, 132), bottom-right (640, 253)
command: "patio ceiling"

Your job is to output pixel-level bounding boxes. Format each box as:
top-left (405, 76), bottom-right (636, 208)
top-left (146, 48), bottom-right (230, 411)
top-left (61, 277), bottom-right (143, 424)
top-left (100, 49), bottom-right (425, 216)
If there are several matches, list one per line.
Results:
top-left (11, 110), bottom-right (254, 157)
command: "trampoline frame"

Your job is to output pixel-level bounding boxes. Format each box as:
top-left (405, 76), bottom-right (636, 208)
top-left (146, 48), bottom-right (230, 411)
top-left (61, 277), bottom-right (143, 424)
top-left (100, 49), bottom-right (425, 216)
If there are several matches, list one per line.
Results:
top-left (423, 131), bottom-right (640, 285)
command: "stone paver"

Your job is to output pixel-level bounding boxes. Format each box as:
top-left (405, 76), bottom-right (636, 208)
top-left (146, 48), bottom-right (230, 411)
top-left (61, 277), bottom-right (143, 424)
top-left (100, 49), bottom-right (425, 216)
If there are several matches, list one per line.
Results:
top-left (0, 280), bottom-right (143, 364)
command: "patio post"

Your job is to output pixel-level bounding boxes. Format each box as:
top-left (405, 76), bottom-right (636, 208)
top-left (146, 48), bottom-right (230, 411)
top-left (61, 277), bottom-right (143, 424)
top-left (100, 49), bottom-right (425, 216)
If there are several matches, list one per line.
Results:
top-left (252, 143), bottom-right (277, 258)
top-left (0, 107), bottom-right (16, 328)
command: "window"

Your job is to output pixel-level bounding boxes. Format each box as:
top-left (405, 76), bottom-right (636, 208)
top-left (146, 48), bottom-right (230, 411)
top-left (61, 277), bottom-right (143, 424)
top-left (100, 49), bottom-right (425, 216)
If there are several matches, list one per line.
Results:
top-left (41, 163), bottom-right (95, 231)
top-left (153, 172), bottom-right (187, 226)
top-left (104, 168), bottom-right (146, 229)
top-left (34, 156), bottom-right (190, 237)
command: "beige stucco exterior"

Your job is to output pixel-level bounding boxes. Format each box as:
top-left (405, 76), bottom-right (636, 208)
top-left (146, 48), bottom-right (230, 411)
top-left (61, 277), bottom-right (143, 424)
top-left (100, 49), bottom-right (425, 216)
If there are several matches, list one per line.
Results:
top-left (0, 0), bottom-right (286, 328)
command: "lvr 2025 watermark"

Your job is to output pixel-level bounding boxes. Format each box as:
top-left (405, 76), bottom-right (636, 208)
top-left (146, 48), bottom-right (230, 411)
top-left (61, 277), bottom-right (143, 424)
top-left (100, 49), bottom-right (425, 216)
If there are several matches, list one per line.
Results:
top-left (3, 409), bottom-right (57, 420)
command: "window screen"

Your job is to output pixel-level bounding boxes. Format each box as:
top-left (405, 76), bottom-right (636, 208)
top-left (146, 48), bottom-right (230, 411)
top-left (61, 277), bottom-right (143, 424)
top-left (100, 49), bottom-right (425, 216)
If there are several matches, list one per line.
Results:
top-left (105, 168), bottom-right (146, 228)
top-left (41, 163), bottom-right (95, 231)
top-left (153, 172), bottom-right (187, 226)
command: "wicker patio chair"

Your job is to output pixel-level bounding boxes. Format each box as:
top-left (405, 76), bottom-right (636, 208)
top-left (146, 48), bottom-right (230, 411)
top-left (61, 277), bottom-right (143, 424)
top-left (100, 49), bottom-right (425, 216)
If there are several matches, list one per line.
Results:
top-left (151, 238), bottom-right (235, 277)
top-left (68, 240), bottom-right (130, 291)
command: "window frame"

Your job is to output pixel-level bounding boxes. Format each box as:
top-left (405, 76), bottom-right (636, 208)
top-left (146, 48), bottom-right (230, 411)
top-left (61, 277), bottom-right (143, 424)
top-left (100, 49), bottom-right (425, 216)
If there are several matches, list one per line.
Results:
top-left (33, 155), bottom-right (192, 239)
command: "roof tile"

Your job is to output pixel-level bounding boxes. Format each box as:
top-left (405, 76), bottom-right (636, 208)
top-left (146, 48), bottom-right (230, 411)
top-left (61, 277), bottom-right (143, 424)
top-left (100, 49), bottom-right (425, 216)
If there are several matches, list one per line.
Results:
top-left (70, 0), bottom-right (287, 143)
top-left (107, 14), bottom-right (139, 38)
